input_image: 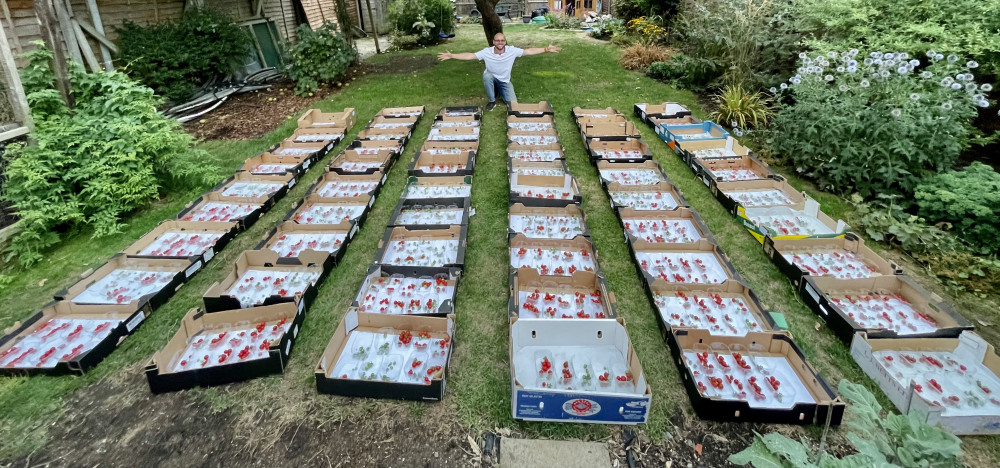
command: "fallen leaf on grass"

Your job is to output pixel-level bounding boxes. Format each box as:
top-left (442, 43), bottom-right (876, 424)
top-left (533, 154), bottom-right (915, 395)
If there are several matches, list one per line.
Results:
top-left (695, 443), bottom-right (702, 456)
top-left (39, 278), bottom-right (47, 287)
top-left (467, 435), bottom-right (481, 457)
top-left (814, 322), bottom-right (821, 331)
top-left (978, 319), bottom-right (993, 327)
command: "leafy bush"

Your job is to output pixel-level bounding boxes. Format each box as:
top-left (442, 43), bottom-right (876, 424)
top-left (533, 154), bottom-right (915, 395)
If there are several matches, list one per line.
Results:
top-left (646, 53), bottom-right (724, 91)
top-left (287, 22), bottom-right (357, 96)
top-left (794, 0), bottom-right (1000, 77)
top-left (388, 0), bottom-right (454, 45)
top-left (619, 43), bottom-right (672, 71)
top-left (769, 50), bottom-right (991, 199)
top-left (711, 84), bottom-right (772, 129)
top-left (731, 380), bottom-right (963, 468)
top-left (2, 44), bottom-right (218, 266)
top-left (612, 0), bottom-right (680, 21)
top-left (116, 8), bottom-right (251, 102)
top-left (543, 13), bottom-right (583, 30)
top-left (915, 162), bottom-right (1000, 254)
top-left (625, 16), bottom-right (666, 45)
top-left (388, 32), bottom-right (422, 51)
top-left (673, 0), bottom-right (802, 89)
top-left (590, 16), bottom-right (624, 40)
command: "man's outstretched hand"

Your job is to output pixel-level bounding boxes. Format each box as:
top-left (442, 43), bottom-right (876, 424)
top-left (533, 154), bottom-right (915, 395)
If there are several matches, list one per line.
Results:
top-left (438, 51), bottom-right (452, 61)
top-left (545, 44), bottom-right (562, 53)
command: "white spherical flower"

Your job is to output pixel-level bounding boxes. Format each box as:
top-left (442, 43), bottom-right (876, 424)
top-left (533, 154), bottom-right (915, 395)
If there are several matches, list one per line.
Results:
top-left (942, 101), bottom-right (953, 110)
top-left (827, 51), bottom-right (837, 58)
top-left (921, 71), bottom-right (933, 79)
top-left (885, 53), bottom-right (895, 60)
top-left (769, 87), bottom-right (777, 93)
top-left (806, 66), bottom-right (815, 74)
top-left (825, 74), bottom-right (834, 81)
top-left (837, 66), bottom-right (845, 73)
top-left (900, 53), bottom-right (909, 60)
top-left (860, 79), bottom-right (870, 88)
top-left (792, 78), bottom-right (801, 85)
top-left (966, 83), bottom-right (978, 92)
top-left (870, 52), bottom-right (880, 58)
top-left (926, 50), bottom-right (936, 58)
top-left (962, 73), bottom-right (974, 82)
top-left (951, 83), bottom-right (963, 90)
top-left (956, 73), bottom-right (966, 81)
top-left (978, 100), bottom-right (989, 108)
top-left (891, 108), bottom-right (902, 117)
top-left (839, 84), bottom-right (850, 92)
top-left (780, 83), bottom-right (788, 90)
top-left (873, 58), bottom-right (883, 66)
top-left (909, 59), bottom-right (920, 67)
top-left (799, 52), bottom-right (808, 59)
top-left (731, 120), bottom-right (738, 128)
top-left (848, 60), bottom-right (858, 68)
top-left (897, 66), bottom-right (909, 75)
top-left (798, 67), bottom-right (806, 74)
top-left (803, 57), bottom-right (812, 65)
top-left (847, 66), bottom-right (858, 73)
top-left (935, 54), bottom-right (944, 61)
top-left (982, 84), bottom-right (994, 92)
top-left (967, 60), bottom-right (979, 69)
top-left (910, 93), bottom-right (920, 100)
top-left (734, 129), bottom-right (744, 137)
top-left (941, 77), bottom-right (954, 86)
top-left (864, 58), bottom-right (873, 66)
top-left (947, 54), bottom-right (958, 62)
top-left (850, 48), bottom-right (859, 55)
top-left (880, 70), bottom-right (891, 78)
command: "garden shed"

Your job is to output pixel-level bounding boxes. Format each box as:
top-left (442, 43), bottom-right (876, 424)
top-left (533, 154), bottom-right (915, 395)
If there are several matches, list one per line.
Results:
top-left (0, 0), bottom-right (357, 143)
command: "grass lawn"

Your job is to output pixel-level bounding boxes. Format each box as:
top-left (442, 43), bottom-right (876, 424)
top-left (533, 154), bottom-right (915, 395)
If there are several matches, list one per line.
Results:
top-left (1, 24), bottom-right (999, 465)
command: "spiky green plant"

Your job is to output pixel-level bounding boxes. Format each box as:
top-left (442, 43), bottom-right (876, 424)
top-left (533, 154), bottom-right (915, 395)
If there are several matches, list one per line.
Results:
top-left (711, 83), bottom-right (772, 128)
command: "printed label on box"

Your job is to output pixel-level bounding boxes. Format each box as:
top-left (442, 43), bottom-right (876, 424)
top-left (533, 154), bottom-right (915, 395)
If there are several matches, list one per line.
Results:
top-left (126, 311), bottom-right (146, 332)
top-left (382, 174), bottom-right (387, 184)
top-left (514, 390), bottom-right (650, 423)
top-left (294, 324), bottom-right (299, 338)
top-left (204, 247), bottom-right (215, 262)
top-left (804, 283), bottom-right (821, 306)
top-left (285, 340), bottom-right (291, 356)
top-left (304, 160), bottom-right (311, 170)
top-left (288, 178), bottom-right (297, 189)
top-left (298, 300), bottom-right (305, 313)
top-left (369, 198), bottom-right (375, 208)
top-left (185, 261), bottom-right (202, 278)
top-left (350, 225), bottom-right (359, 239)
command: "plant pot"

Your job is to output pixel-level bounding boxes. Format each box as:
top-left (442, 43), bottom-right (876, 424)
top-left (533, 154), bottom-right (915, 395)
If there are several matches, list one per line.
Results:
top-left (522, 16), bottom-right (531, 23)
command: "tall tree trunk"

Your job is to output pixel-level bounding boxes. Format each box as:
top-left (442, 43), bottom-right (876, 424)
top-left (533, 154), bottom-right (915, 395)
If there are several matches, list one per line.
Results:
top-left (474, 0), bottom-right (503, 46)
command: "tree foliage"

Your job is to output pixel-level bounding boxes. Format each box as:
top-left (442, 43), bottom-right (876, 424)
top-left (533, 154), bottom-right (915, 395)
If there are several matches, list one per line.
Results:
top-left (286, 22), bottom-right (357, 96)
top-left (915, 162), bottom-right (1000, 254)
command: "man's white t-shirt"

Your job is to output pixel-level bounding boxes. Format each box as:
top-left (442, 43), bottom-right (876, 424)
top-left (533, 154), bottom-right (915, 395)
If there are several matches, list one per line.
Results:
top-left (475, 46), bottom-right (524, 83)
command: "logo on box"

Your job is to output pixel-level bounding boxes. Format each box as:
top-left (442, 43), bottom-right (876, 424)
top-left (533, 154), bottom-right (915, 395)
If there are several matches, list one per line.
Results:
top-left (563, 399), bottom-right (601, 417)
top-left (625, 400), bottom-right (649, 409)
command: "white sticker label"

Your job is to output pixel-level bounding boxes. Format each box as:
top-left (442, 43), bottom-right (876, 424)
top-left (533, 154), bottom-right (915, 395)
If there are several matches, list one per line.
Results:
top-left (204, 247), bottom-right (215, 262)
top-left (285, 340), bottom-right (291, 356)
top-left (304, 159), bottom-right (311, 169)
top-left (298, 300), bottom-right (305, 313)
top-left (288, 178), bottom-right (297, 189)
top-left (126, 311), bottom-right (146, 332)
top-left (382, 174), bottom-right (387, 184)
top-left (804, 283), bottom-right (820, 305)
top-left (702, 176), bottom-right (710, 187)
top-left (368, 197), bottom-right (374, 208)
top-left (819, 303), bottom-right (829, 316)
top-left (185, 261), bottom-right (202, 278)
top-left (349, 224), bottom-right (359, 238)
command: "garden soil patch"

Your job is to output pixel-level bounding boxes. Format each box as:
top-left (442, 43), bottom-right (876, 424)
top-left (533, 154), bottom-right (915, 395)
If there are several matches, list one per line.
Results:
top-left (3, 372), bottom-right (476, 468)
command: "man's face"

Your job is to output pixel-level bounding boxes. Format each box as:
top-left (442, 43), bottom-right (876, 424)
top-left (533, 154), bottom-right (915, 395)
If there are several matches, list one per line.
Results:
top-left (493, 35), bottom-right (506, 50)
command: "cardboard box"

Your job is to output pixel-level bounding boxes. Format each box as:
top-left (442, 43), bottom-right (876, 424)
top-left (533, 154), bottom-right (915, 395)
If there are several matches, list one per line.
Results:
top-left (55, 254), bottom-right (193, 312)
top-left (378, 106), bottom-right (425, 118)
top-left (285, 194), bottom-right (373, 227)
top-left (347, 138), bottom-right (404, 156)
top-left (695, 154), bottom-right (776, 188)
top-left (375, 225), bottom-right (468, 276)
top-left (255, 220), bottom-right (357, 269)
top-left (645, 280), bottom-right (775, 341)
top-left (581, 121), bottom-right (641, 140)
top-left (369, 115), bottom-right (418, 128)
top-left (507, 143), bottom-right (565, 162)
top-left (738, 199), bottom-right (850, 244)
top-left (438, 106), bottom-right (482, 119)
top-left (597, 160), bottom-right (670, 189)
top-left (607, 181), bottom-right (689, 212)
top-left (586, 138), bottom-right (652, 164)
top-left (763, 233), bottom-right (901, 292)
top-left (667, 328), bottom-right (844, 425)
top-left (286, 128), bottom-right (346, 151)
top-left (713, 178), bottom-right (803, 215)
top-left (122, 220), bottom-right (237, 266)
top-left (509, 172), bottom-right (582, 208)
top-left (508, 234), bottom-right (601, 278)
top-left (329, 149), bottom-right (395, 175)
top-left (388, 197), bottom-right (471, 230)
top-left (202, 250), bottom-right (329, 312)
top-left (508, 203), bottom-right (592, 240)
top-left (656, 121), bottom-right (730, 145)
top-left (617, 207), bottom-right (715, 245)
top-left (316, 310), bottom-right (455, 401)
top-left (240, 152), bottom-right (312, 177)
top-left (352, 264), bottom-right (460, 316)
top-left (209, 171), bottom-right (296, 210)
top-left (508, 158), bottom-right (569, 177)
top-left (307, 171), bottom-right (385, 199)
top-left (0, 300), bottom-right (150, 376)
top-left (510, 269), bottom-right (616, 320)
top-left (401, 175), bottom-right (473, 202)
top-left (409, 150), bottom-right (476, 177)
top-left (434, 115), bottom-right (481, 127)
top-left (427, 126), bottom-right (479, 142)
top-left (649, 116), bottom-right (701, 128)
top-left (575, 114), bottom-right (628, 129)
top-left (176, 192), bottom-right (265, 231)
top-left (509, 101), bottom-right (554, 117)
top-left (675, 137), bottom-right (752, 168)
top-left (358, 126), bottom-right (412, 144)
top-left (419, 140), bottom-right (480, 155)
top-left (509, 317), bottom-right (652, 423)
top-left (269, 140), bottom-right (331, 164)
top-left (145, 303), bottom-right (305, 393)
top-left (800, 275), bottom-right (972, 344)
top-left (297, 108), bottom-right (357, 130)
top-left (628, 238), bottom-right (742, 287)
top-left (850, 331), bottom-right (1000, 435)
top-left (508, 115), bottom-right (555, 131)
top-left (508, 127), bottom-right (561, 146)
top-left (633, 102), bottom-right (692, 123)
top-left (571, 107), bottom-right (620, 119)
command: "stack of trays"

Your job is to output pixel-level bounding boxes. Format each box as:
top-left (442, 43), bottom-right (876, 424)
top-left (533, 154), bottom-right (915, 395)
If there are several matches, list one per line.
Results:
top-left (316, 105), bottom-right (467, 401)
top-left (507, 102), bottom-right (653, 424)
